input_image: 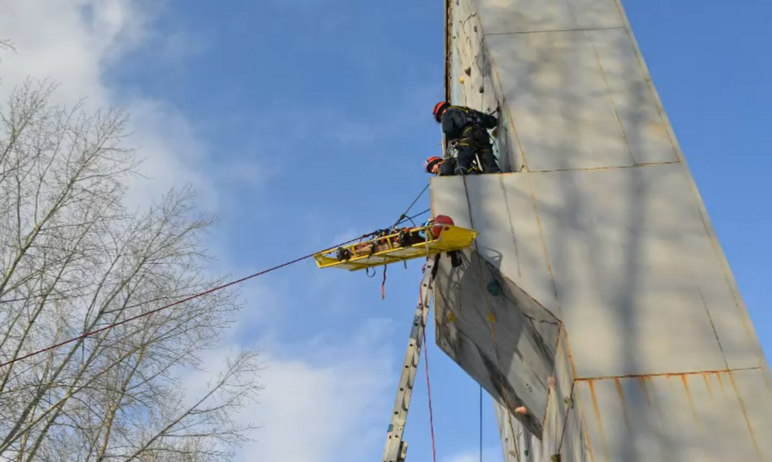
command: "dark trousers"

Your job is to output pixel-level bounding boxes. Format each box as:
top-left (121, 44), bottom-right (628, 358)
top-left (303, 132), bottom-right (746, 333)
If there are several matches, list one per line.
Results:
top-left (455, 143), bottom-right (502, 175)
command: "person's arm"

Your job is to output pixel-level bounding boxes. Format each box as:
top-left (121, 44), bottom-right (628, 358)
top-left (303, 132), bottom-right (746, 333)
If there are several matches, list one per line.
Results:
top-left (438, 158), bottom-right (456, 176)
top-left (441, 108), bottom-right (465, 139)
top-left (475, 109), bottom-right (498, 129)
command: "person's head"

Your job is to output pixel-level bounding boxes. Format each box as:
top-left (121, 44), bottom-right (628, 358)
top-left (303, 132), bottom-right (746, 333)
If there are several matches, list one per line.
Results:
top-left (432, 102), bottom-right (450, 123)
top-left (424, 156), bottom-right (443, 174)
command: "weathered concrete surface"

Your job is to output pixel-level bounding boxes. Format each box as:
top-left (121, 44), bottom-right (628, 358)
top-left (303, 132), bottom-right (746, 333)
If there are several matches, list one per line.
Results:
top-left (492, 329), bottom-right (586, 462)
top-left (438, 0), bottom-right (772, 460)
top-left (434, 249), bottom-right (560, 437)
top-left (574, 370), bottom-right (770, 461)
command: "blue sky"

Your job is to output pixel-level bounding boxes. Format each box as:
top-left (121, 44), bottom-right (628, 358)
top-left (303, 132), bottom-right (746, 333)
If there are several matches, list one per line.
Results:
top-left (1, 1), bottom-right (770, 461)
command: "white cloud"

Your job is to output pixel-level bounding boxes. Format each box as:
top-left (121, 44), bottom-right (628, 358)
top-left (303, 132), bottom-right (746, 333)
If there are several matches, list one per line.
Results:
top-left (0, 3), bottom-right (396, 462)
top-left (244, 349), bottom-right (390, 462)
top-left (0, 0), bottom-right (211, 212)
top-left (181, 318), bottom-right (395, 462)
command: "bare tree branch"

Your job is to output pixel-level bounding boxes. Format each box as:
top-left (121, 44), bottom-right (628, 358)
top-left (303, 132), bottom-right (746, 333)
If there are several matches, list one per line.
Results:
top-left (0, 79), bottom-right (262, 462)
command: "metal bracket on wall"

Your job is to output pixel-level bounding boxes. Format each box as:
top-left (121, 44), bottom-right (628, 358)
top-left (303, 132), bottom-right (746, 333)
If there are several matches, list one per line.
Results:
top-left (380, 255), bottom-right (438, 462)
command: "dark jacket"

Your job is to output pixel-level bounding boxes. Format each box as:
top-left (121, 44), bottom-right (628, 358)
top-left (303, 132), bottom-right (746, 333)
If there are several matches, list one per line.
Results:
top-left (441, 106), bottom-right (498, 146)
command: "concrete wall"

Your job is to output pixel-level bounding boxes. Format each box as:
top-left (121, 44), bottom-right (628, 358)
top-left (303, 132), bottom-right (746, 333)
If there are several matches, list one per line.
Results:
top-left (435, 0), bottom-right (772, 460)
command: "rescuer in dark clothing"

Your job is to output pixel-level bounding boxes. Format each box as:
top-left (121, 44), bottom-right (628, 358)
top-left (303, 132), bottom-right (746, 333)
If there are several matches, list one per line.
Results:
top-left (424, 156), bottom-right (457, 176)
top-left (431, 101), bottom-right (502, 175)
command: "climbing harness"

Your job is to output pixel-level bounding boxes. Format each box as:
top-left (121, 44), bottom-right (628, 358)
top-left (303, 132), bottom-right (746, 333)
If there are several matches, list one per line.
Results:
top-left (446, 139), bottom-right (483, 175)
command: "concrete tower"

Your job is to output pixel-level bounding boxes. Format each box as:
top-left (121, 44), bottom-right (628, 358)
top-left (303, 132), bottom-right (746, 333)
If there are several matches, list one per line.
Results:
top-left (429, 1), bottom-right (772, 460)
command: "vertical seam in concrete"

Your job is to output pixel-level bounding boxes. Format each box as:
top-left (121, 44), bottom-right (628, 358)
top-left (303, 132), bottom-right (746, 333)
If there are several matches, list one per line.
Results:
top-left (498, 175), bottom-right (522, 278)
top-left (699, 287), bottom-right (730, 370)
top-left (728, 371), bottom-right (764, 461)
top-left (562, 327), bottom-right (578, 381)
top-left (486, 48), bottom-right (529, 172)
top-left (587, 30), bottom-right (637, 166)
top-left (527, 175), bottom-right (561, 311)
top-left (556, 332), bottom-right (575, 454)
top-left (695, 202), bottom-right (762, 369)
top-left (557, 403), bottom-right (572, 457)
top-left (506, 410), bottom-right (523, 462)
top-left (562, 0), bottom-right (578, 25)
top-left (612, 0), bottom-right (678, 161)
top-left (576, 388), bottom-right (596, 462)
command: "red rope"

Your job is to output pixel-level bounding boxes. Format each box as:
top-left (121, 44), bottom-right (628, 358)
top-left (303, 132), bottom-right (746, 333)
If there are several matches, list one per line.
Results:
top-left (419, 283), bottom-right (437, 462)
top-left (423, 329), bottom-right (437, 462)
top-left (0, 234), bottom-right (369, 370)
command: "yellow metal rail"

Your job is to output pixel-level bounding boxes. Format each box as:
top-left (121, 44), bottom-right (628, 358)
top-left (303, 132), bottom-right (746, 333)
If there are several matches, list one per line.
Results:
top-left (314, 224), bottom-right (477, 271)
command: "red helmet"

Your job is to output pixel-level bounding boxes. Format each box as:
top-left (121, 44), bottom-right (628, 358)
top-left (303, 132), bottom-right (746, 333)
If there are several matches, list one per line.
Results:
top-left (424, 156), bottom-right (443, 173)
top-left (432, 101), bottom-right (450, 122)
top-left (431, 215), bottom-right (455, 238)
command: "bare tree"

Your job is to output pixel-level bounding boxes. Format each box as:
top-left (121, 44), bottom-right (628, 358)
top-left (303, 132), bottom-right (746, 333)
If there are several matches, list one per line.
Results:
top-left (0, 79), bottom-right (262, 461)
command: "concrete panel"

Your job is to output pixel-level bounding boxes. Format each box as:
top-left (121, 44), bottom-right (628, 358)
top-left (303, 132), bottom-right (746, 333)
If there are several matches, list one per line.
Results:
top-left (459, 175), bottom-right (559, 315)
top-left (434, 250), bottom-right (559, 437)
top-left (541, 331), bottom-right (576, 458)
top-left (487, 31), bottom-right (634, 171)
top-left (589, 28), bottom-right (678, 164)
top-left (576, 372), bottom-right (764, 461)
top-left (530, 164), bottom-right (763, 377)
top-left (559, 407), bottom-right (588, 462)
top-left (475, 0), bottom-right (623, 35)
top-left (732, 368), bottom-right (772, 461)
top-left (568, 0), bottom-right (624, 29)
top-left (445, 1), bottom-right (772, 460)
top-left (474, 0), bottom-right (624, 34)
top-left (494, 402), bottom-right (526, 462)
top-left (429, 176), bottom-right (473, 228)
top-left (475, 0), bottom-right (575, 35)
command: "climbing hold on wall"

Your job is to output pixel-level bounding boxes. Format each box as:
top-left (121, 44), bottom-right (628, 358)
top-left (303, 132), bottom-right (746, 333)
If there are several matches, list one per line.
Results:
top-left (487, 279), bottom-right (501, 296)
top-left (447, 311), bottom-right (456, 323)
top-left (458, 76), bottom-right (465, 84)
top-left (551, 455), bottom-right (562, 462)
top-left (464, 66), bottom-right (471, 76)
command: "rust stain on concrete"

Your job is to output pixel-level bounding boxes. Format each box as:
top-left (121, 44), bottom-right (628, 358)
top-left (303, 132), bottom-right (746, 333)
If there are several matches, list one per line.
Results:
top-left (614, 377), bottom-right (631, 432)
top-left (587, 381), bottom-right (610, 461)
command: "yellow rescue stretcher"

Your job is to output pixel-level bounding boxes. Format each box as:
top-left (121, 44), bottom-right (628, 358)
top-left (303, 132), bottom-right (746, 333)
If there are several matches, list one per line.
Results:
top-left (314, 223), bottom-right (477, 271)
